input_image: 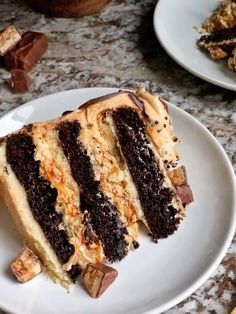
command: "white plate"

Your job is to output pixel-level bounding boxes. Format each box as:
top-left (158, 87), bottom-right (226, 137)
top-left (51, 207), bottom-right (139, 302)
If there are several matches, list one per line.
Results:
top-left (154, 0), bottom-right (236, 91)
top-left (0, 88), bottom-right (235, 314)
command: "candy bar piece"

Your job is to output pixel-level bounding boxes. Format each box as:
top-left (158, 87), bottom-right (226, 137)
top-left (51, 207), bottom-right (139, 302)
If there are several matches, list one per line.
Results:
top-left (10, 69), bottom-right (32, 93)
top-left (11, 247), bottom-right (42, 283)
top-left (168, 166), bottom-right (188, 186)
top-left (168, 166), bottom-right (193, 206)
top-left (0, 25), bottom-right (21, 56)
top-left (5, 31), bottom-right (48, 72)
top-left (83, 263), bottom-right (118, 298)
top-left (176, 185), bottom-right (194, 207)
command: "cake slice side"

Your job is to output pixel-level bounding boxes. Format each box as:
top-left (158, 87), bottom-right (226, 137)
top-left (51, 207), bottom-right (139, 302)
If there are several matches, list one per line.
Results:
top-left (0, 132), bottom-right (72, 288)
top-left (68, 92), bottom-right (144, 248)
top-left (31, 121), bottom-right (106, 274)
top-left (75, 89), bottom-right (185, 242)
top-left (110, 107), bottom-right (184, 242)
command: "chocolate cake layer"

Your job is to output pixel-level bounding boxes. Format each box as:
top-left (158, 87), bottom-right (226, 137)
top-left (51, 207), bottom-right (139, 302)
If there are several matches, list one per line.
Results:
top-left (112, 108), bottom-right (180, 242)
top-left (6, 133), bottom-right (75, 265)
top-left (67, 264), bottom-right (82, 282)
top-left (57, 121), bottom-right (128, 262)
top-left (199, 26), bottom-right (236, 47)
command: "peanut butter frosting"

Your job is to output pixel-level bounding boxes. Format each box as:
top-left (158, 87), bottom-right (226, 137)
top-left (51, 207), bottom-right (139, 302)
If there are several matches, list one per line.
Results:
top-left (136, 87), bottom-right (179, 167)
top-left (32, 123), bottom-right (105, 270)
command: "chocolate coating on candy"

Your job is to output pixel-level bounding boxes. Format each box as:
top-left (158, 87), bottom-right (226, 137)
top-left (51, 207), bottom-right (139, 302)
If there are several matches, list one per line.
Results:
top-left (10, 69), bottom-right (32, 93)
top-left (61, 110), bottom-right (73, 116)
top-left (128, 92), bottom-right (144, 111)
top-left (176, 184), bottom-right (194, 207)
top-left (5, 31), bottom-right (48, 72)
top-left (6, 133), bottom-right (74, 265)
top-left (79, 91), bottom-right (144, 111)
top-left (83, 263), bottom-right (118, 298)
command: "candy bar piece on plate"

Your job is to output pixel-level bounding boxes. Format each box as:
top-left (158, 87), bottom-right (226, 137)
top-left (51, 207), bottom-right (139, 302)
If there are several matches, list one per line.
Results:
top-left (83, 263), bottom-right (118, 298)
top-left (168, 166), bottom-right (188, 186)
top-left (175, 185), bottom-right (194, 207)
top-left (11, 247), bottom-right (42, 283)
top-left (168, 166), bottom-right (194, 206)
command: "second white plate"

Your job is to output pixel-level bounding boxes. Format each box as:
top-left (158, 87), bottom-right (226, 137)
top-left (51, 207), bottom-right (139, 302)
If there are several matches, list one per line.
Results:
top-left (154, 0), bottom-right (236, 91)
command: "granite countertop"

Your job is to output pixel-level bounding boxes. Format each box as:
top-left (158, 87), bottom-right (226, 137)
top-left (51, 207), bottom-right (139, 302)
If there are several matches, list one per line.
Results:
top-left (0, 0), bottom-right (235, 313)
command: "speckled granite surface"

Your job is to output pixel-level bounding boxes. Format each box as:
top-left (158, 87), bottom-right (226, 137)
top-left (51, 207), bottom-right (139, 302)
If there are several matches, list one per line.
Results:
top-left (0, 0), bottom-right (235, 313)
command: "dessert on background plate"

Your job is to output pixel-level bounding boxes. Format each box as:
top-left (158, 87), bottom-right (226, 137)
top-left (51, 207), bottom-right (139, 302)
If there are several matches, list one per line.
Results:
top-left (0, 88), bottom-right (193, 297)
top-left (198, 0), bottom-right (236, 71)
top-left (202, 0), bottom-right (236, 32)
top-left (154, 0), bottom-right (236, 90)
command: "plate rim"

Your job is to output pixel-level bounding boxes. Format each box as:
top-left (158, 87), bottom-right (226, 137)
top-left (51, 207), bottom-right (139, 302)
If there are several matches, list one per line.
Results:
top-left (0, 87), bottom-right (235, 314)
top-left (153, 0), bottom-right (236, 91)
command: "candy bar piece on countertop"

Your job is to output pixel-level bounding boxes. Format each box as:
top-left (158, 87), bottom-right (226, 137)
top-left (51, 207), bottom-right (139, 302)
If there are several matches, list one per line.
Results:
top-left (10, 69), bottom-right (32, 93)
top-left (0, 25), bottom-right (21, 57)
top-left (11, 247), bottom-right (42, 283)
top-left (5, 31), bottom-right (48, 72)
top-left (83, 263), bottom-right (118, 298)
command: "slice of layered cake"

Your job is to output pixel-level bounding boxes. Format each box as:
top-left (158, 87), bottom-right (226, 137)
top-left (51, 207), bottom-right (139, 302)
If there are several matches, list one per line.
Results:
top-left (0, 89), bottom-right (193, 289)
top-left (199, 26), bottom-right (236, 60)
top-left (198, 0), bottom-right (236, 71)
